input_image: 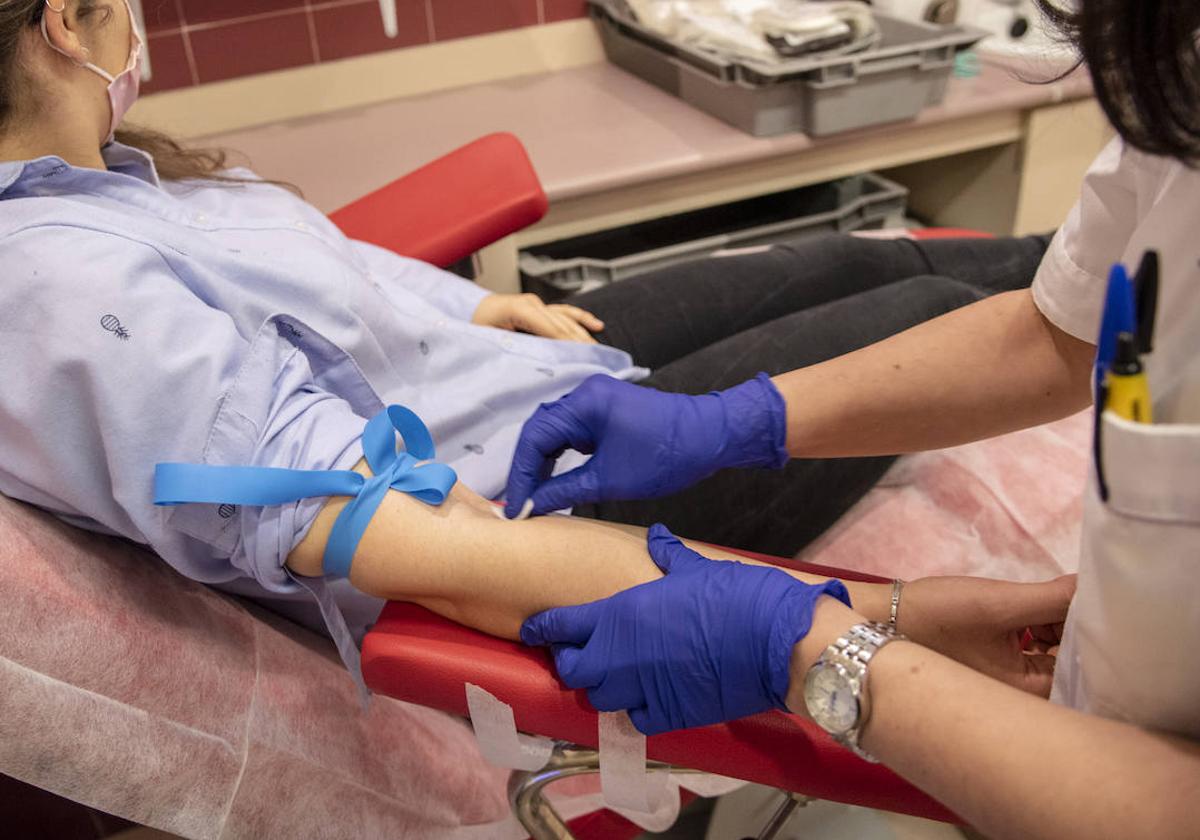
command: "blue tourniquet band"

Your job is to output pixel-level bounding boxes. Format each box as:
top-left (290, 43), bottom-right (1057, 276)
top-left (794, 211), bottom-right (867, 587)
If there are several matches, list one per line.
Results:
top-left (155, 405), bottom-right (458, 578)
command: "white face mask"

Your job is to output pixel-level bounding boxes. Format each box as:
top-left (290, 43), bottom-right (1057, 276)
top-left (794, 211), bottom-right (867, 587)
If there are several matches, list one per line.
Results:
top-left (41, 0), bottom-right (144, 144)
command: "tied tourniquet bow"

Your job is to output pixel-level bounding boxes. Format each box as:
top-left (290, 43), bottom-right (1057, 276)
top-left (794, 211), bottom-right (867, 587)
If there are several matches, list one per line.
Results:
top-left (154, 405), bottom-right (457, 577)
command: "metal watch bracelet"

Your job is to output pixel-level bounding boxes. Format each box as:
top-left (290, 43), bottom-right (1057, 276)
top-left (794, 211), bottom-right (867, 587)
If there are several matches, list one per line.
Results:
top-left (825, 621), bottom-right (903, 763)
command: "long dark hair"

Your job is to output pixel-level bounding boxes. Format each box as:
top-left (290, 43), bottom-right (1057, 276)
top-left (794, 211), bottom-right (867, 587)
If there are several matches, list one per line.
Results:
top-left (4, 0), bottom-right (295, 190)
top-left (1038, 1), bottom-right (1200, 163)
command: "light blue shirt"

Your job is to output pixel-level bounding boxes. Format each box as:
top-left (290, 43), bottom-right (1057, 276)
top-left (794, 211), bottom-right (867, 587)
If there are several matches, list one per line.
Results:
top-left (0, 143), bottom-right (646, 635)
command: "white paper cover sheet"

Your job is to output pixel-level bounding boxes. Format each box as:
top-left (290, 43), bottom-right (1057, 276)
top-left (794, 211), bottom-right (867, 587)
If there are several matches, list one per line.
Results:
top-left (0, 496), bottom-right (514, 839)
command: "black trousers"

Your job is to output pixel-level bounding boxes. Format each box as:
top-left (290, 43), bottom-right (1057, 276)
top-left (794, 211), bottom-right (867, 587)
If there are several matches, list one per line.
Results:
top-left (566, 232), bottom-right (1052, 557)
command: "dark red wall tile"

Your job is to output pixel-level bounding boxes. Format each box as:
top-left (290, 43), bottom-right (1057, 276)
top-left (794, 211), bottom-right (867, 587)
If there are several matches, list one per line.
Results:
top-left (142, 0), bottom-right (183, 33)
top-left (543, 0), bottom-right (588, 22)
top-left (143, 0), bottom-right (579, 91)
top-left (141, 31), bottom-right (195, 93)
top-left (314, 0), bottom-right (429, 62)
top-left (188, 11), bottom-right (315, 83)
top-left (180, 0), bottom-right (306, 26)
top-left (431, 0), bottom-right (538, 41)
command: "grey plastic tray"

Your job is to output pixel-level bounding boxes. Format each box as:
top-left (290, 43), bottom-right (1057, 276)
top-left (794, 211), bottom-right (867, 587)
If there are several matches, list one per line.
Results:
top-left (520, 172), bottom-right (907, 302)
top-left (590, 0), bottom-right (985, 136)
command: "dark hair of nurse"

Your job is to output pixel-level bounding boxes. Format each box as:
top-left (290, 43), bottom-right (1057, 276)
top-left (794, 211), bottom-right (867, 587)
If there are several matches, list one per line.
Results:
top-left (1039, 0), bottom-right (1200, 163)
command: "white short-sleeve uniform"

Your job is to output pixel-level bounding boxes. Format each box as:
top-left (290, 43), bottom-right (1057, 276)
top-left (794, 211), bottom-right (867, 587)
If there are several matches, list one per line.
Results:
top-left (1032, 137), bottom-right (1200, 737)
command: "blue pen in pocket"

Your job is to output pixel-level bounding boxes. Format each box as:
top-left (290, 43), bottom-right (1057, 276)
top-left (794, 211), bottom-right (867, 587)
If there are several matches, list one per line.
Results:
top-left (1092, 262), bottom-right (1139, 501)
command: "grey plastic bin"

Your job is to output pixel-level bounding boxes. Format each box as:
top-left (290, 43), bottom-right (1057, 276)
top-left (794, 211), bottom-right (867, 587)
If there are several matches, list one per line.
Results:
top-left (520, 172), bottom-right (907, 302)
top-left (590, 1), bottom-right (985, 137)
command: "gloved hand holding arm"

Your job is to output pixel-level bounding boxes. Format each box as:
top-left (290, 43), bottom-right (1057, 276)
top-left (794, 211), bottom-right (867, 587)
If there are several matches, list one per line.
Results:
top-left (504, 373), bottom-right (788, 518)
top-left (520, 524), bottom-right (850, 734)
top-left (521, 530), bottom-right (1200, 840)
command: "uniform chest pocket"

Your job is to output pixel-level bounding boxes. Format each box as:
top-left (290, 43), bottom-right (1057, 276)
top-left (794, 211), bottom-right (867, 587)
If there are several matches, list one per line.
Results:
top-left (1068, 412), bottom-right (1200, 737)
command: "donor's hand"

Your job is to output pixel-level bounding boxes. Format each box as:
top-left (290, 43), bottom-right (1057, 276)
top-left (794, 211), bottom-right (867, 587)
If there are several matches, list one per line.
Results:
top-left (472, 293), bottom-right (603, 344)
top-left (899, 574), bottom-right (1077, 697)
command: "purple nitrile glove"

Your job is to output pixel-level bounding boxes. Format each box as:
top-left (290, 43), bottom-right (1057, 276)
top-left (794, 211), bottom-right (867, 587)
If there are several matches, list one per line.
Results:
top-left (520, 525), bottom-right (851, 736)
top-left (504, 373), bottom-right (788, 518)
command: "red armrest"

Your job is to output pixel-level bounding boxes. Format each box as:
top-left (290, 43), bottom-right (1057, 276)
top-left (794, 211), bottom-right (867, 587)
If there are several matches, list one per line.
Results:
top-left (362, 547), bottom-right (960, 824)
top-left (328, 132), bottom-right (549, 268)
top-left (910, 228), bottom-right (995, 240)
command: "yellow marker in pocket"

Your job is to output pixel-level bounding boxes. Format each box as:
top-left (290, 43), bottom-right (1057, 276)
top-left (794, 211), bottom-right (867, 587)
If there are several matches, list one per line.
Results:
top-left (1105, 331), bottom-right (1153, 424)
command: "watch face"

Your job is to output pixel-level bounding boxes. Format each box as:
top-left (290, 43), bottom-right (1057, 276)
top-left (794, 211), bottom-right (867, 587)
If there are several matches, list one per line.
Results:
top-left (805, 666), bottom-right (859, 735)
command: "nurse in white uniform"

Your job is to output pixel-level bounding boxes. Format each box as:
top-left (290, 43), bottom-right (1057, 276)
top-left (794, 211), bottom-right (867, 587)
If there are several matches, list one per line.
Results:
top-left (511, 2), bottom-right (1200, 836)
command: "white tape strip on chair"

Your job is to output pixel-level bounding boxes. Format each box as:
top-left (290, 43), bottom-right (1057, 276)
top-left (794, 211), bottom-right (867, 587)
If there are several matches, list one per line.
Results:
top-left (463, 687), bottom-right (747, 832)
top-left (466, 683), bottom-right (555, 771)
top-left (599, 711), bottom-right (681, 830)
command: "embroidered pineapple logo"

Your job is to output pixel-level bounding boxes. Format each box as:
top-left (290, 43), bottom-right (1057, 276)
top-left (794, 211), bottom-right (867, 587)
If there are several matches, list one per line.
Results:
top-left (100, 314), bottom-right (131, 340)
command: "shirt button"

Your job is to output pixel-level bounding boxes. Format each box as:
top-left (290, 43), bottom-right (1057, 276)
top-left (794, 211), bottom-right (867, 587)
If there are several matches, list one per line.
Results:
top-left (435, 319), bottom-right (448, 329)
top-left (501, 337), bottom-right (515, 350)
top-left (193, 213), bottom-right (207, 223)
top-left (294, 221), bottom-right (308, 230)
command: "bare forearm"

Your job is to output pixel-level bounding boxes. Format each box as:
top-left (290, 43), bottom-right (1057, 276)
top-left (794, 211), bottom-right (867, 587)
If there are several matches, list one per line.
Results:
top-left (597, 518), bottom-right (891, 623)
top-left (289, 475), bottom-right (890, 638)
top-left (290, 480), bottom-right (660, 637)
top-left (864, 642), bottom-right (1200, 840)
top-left (776, 289), bottom-right (1095, 458)
top-left (786, 601), bottom-right (1200, 840)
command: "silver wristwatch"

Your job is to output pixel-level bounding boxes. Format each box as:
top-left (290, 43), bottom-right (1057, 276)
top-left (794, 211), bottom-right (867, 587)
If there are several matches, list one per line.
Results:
top-left (803, 621), bottom-right (904, 763)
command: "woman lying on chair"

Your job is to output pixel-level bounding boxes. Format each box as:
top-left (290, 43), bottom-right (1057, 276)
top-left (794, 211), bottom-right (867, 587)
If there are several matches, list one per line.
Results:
top-left (0, 0), bottom-right (1066, 704)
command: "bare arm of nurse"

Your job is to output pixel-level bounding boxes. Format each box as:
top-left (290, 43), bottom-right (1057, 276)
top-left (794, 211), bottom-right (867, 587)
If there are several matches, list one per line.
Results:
top-left (776, 289), bottom-right (1095, 458)
top-left (779, 599), bottom-right (1200, 840)
top-left (502, 289), bottom-right (1096, 520)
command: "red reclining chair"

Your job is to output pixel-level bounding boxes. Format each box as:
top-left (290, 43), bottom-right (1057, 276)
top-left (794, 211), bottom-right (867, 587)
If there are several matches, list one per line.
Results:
top-left (330, 133), bottom-right (966, 840)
